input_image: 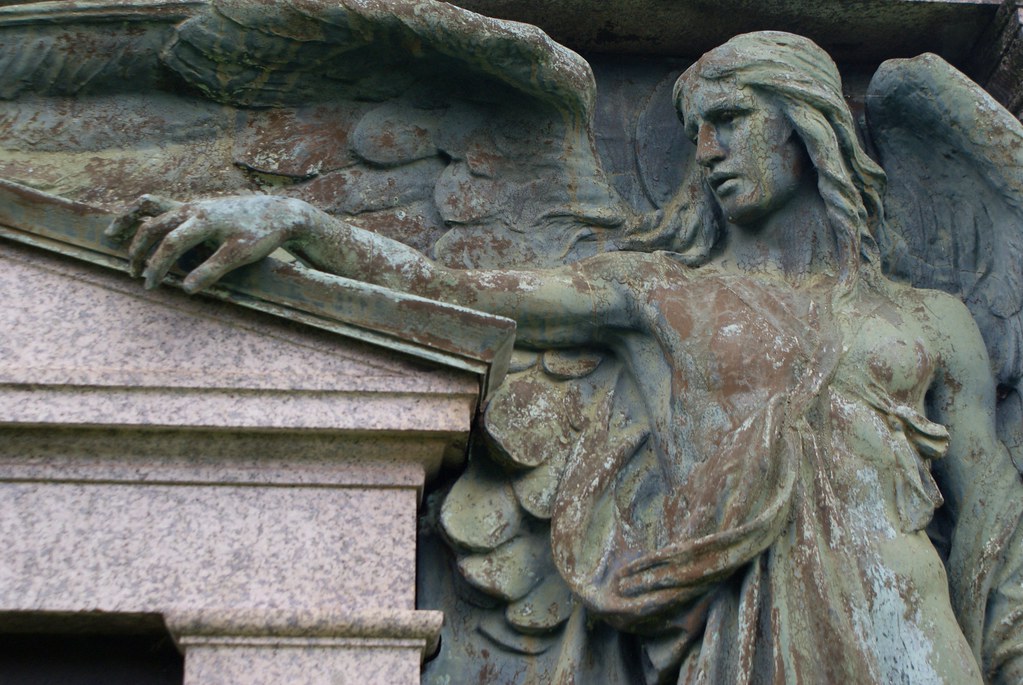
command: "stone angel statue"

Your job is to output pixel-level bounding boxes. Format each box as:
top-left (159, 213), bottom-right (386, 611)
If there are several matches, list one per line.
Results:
top-left (7, 1), bottom-right (1023, 682)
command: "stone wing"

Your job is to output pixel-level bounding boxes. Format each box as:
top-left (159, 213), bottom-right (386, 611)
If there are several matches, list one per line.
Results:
top-left (164, 0), bottom-right (632, 267)
top-left (429, 347), bottom-right (651, 682)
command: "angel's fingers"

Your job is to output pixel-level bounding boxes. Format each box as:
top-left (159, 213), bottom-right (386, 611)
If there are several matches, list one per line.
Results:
top-left (127, 208), bottom-right (192, 277)
top-left (142, 217), bottom-right (212, 289)
top-left (181, 239), bottom-right (273, 294)
top-left (106, 194), bottom-right (183, 242)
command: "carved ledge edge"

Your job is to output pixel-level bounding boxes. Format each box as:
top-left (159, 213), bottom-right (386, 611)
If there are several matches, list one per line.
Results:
top-left (164, 608), bottom-right (444, 659)
top-left (0, 179), bottom-right (516, 400)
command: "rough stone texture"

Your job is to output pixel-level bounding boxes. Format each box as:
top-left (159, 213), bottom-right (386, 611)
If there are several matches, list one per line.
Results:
top-left (5, 1), bottom-right (1023, 684)
top-left (0, 428), bottom-right (442, 489)
top-left (0, 428), bottom-right (442, 685)
top-left (167, 609), bottom-right (442, 685)
top-left (967, 1), bottom-right (1023, 117)
top-left (0, 481), bottom-right (415, 614)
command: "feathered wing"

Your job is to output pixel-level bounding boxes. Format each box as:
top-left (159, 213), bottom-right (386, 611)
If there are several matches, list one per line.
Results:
top-left (866, 53), bottom-right (1023, 468)
top-left (165, 0), bottom-right (594, 113)
top-left (160, 0), bottom-right (632, 268)
top-left (867, 51), bottom-right (1023, 681)
top-left (430, 347), bottom-right (654, 683)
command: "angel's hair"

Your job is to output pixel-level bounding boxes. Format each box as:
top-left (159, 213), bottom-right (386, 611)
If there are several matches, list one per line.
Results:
top-left (625, 31), bottom-right (887, 279)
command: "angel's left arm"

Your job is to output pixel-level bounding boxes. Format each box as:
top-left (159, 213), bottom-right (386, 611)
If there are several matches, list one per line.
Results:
top-left (926, 293), bottom-right (1023, 684)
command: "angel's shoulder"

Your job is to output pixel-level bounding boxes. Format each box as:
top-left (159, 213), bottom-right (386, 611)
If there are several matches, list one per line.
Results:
top-left (874, 278), bottom-right (968, 324)
top-left (881, 281), bottom-right (986, 372)
top-left (918, 287), bottom-right (975, 332)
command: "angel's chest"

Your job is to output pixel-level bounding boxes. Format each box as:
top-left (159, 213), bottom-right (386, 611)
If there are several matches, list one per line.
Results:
top-left (649, 282), bottom-right (937, 404)
top-left (649, 282), bottom-right (812, 396)
top-left (836, 307), bottom-right (938, 404)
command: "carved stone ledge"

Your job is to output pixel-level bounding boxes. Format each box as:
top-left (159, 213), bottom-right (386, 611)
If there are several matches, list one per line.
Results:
top-left (166, 608), bottom-right (442, 685)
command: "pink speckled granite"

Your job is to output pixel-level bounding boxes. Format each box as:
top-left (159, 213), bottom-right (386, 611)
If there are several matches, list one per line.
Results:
top-left (0, 481), bottom-right (417, 613)
top-left (180, 638), bottom-right (424, 685)
top-left (0, 240), bottom-right (479, 434)
top-left (0, 428), bottom-right (443, 487)
top-left (167, 607), bottom-right (444, 683)
top-left (0, 237), bottom-right (487, 682)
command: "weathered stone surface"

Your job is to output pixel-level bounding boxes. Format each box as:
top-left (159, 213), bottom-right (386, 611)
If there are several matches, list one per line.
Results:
top-left (0, 476), bottom-right (417, 614)
top-left (178, 638), bottom-right (423, 685)
top-left (0, 239), bottom-right (480, 442)
top-left (167, 609), bottom-right (442, 685)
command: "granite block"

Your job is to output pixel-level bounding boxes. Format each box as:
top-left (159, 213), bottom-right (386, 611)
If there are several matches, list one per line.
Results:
top-left (0, 481), bottom-right (417, 615)
top-left (180, 638), bottom-right (423, 685)
top-left (0, 241), bottom-right (479, 436)
top-left (0, 428), bottom-right (441, 489)
top-left (167, 608), bottom-right (444, 684)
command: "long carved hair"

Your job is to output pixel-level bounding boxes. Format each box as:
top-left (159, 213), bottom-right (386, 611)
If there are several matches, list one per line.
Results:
top-left (621, 31), bottom-right (887, 282)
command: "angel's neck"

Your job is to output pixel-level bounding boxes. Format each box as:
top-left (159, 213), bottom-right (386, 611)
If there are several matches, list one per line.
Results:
top-left (714, 179), bottom-right (836, 284)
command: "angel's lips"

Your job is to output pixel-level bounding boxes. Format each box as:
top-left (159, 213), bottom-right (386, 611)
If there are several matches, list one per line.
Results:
top-left (708, 173), bottom-right (740, 195)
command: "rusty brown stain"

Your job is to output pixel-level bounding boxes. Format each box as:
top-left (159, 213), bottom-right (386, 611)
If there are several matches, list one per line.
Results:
top-left (869, 355), bottom-right (895, 385)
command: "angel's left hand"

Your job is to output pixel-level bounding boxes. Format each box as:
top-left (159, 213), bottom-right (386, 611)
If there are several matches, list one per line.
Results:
top-left (106, 194), bottom-right (323, 293)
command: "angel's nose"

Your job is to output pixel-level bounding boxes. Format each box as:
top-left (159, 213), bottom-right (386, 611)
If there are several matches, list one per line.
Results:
top-left (696, 123), bottom-right (725, 167)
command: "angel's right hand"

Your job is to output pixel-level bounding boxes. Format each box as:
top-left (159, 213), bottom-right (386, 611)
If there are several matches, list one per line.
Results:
top-left (106, 194), bottom-right (322, 294)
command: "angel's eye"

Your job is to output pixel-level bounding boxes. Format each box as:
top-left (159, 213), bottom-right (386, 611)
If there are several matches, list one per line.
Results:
top-left (716, 109), bottom-right (741, 124)
top-left (708, 104), bottom-right (754, 127)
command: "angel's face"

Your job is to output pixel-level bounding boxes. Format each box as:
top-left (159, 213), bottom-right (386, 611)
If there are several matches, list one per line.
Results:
top-left (681, 77), bottom-right (806, 227)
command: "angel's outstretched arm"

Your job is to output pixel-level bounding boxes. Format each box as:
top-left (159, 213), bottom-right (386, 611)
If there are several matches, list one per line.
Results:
top-left (108, 194), bottom-right (638, 348)
top-left (924, 292), bottom-right (1023, 683)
